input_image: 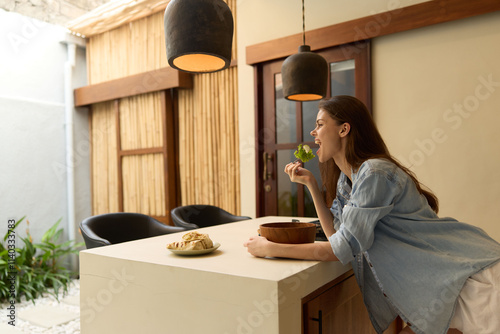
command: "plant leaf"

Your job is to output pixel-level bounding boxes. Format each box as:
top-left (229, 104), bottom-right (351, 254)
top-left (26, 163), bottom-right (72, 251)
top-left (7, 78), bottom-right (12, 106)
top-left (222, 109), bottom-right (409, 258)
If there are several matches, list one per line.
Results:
top-left (3, 216), bottom-right (26, 242)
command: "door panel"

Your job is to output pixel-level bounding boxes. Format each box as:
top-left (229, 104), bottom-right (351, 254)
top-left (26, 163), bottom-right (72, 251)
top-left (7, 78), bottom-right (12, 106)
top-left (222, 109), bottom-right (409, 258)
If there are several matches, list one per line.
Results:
top-left (276, 149), bottom-right (298, 216)
top-left (331, 59), bottom-right (356, 96)
top-left (275, 73), bottom-right (298, 145)
top-left (303, 274), bottom-right (401, 334)
top-left (257, 41), bottom-right (371, 217)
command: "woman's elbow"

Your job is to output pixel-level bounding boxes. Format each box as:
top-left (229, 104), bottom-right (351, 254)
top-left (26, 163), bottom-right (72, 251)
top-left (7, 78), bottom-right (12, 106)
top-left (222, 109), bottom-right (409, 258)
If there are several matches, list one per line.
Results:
top-left (324, 251), bottom-right (339, 261)
top-left (314, 242), bottom-right (339, 261)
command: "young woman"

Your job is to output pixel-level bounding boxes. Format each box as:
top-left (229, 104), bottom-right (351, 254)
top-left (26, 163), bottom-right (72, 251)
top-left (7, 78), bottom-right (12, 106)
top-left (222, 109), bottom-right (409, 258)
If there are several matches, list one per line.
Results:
top-left (244, 96), bottom-right (500, 334)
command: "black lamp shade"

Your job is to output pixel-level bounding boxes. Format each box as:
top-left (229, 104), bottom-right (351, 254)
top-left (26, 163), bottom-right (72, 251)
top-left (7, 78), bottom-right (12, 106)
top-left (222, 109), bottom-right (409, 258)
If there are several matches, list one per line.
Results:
top-left (164, 0), bottom-right (234, 73)
top-left (282, 45), bottom-right (328, 101)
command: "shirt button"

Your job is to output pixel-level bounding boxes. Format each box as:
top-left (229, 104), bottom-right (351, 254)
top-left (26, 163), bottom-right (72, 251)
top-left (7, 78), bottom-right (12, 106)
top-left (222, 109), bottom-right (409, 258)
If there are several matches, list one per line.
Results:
top-left (383, 293), bottom-right (387, 297)
top-left (368, 262), bottom-right (373, 267)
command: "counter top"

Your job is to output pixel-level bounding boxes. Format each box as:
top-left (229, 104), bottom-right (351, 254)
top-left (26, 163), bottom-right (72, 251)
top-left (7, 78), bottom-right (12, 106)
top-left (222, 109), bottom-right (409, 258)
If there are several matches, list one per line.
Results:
top-left (80, 216), bottom-right (350, 334)
top-left (83, 216), bottom-right (340, 280)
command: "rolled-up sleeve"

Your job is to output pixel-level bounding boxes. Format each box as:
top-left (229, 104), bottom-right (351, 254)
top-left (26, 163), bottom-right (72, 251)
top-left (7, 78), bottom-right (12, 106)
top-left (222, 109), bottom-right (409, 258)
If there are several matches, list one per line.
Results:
top-left (329, 169), bottom-right (401, 264)
top-left (330, 198), bottom-right (343, 231)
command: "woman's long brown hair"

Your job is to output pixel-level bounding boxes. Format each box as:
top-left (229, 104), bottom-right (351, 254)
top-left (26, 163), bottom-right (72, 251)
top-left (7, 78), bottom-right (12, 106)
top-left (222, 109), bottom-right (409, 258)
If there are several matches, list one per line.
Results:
top-left (318, 95), bottom-right (439, 213)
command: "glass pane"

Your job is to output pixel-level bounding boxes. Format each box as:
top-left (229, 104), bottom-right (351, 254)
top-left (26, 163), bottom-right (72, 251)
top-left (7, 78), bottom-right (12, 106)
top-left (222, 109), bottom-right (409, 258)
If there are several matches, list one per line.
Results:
top-left (303, 158), bottom-right (321, 217)
top-left (302, 100), bottom-right (319, 141)
top-left (275, 73), bottom-right (297, 144)
top-left (330, 59), bottom-right (355, 97)
top-left (277, 149), bottom-right (298, 216)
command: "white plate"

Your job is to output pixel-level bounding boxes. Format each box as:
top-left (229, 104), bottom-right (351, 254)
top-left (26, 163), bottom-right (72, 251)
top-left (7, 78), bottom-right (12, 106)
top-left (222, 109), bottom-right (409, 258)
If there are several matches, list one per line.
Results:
top-left (168, 242), bottom-right (221, 256)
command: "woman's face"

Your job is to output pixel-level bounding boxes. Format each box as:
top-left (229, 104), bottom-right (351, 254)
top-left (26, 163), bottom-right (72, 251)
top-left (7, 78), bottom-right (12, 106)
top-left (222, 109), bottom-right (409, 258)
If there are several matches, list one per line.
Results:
top-left (310, 109), bottom-right (345, 163)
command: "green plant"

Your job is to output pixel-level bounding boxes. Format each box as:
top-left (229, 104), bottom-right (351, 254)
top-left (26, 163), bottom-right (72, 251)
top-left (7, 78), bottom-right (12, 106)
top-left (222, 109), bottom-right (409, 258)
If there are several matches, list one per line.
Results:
top-left (0, 216), bottom-right (84, 303)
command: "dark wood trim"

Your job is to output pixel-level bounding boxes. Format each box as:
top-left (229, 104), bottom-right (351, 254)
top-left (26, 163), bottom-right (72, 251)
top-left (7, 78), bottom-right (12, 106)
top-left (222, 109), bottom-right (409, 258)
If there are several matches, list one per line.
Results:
top-left (160, 91), bottom-right (170, 224)
top-left (260, 61), bottom-right (282, 217)
top-left (74, 67), bottom-right (193, 107)
top-left (152, 215), bottom-right (170, 225)
top-left (161, 90), bottom-right (178, 225)
top-left (74, 60), bottom-right (239, 107)
top-left (246, 0), bottom-right (500, 65)
top-left (254, 66), bottom-right (264, 216)
top-left (170, 89), bottom-right (182, 212)
top-left (353, 40), bottom-right (372, 112)
top-left (302, 270), bottom-right (354, 305)
top-left (114, 99), bottom-right (124, 212)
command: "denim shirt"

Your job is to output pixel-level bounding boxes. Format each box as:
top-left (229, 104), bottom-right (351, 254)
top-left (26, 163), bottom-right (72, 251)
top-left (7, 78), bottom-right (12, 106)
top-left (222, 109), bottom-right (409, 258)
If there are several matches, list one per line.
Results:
top-left (328, 158), bottom-right (500, 334)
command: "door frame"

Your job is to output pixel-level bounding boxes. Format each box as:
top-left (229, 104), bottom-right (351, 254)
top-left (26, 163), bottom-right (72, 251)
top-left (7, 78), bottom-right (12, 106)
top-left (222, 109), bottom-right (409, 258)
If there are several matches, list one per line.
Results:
top-left (254, 41), bottom-right (372, 217)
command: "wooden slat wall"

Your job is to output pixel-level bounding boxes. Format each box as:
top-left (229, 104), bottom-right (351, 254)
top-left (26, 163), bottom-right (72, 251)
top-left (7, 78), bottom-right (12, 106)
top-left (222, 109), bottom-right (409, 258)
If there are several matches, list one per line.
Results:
top-left (87, 0), bottom-right (241, 217)
top-left (87, 11), bottom-right (167, 84)
top-left (176, 0), bottom-right (240, 215)
top-left (120, 93), bottom-right (163, 150)
top-left (122, 154), bottom-right (166, 216)
top-left (91, 101), bottom-right (119, 214)
top-left (119, 92), bottom-right (166, 216)
top-left (87, 12), bottom-right (169, 217)
top-left (178, 65), bottom-right (240, 215)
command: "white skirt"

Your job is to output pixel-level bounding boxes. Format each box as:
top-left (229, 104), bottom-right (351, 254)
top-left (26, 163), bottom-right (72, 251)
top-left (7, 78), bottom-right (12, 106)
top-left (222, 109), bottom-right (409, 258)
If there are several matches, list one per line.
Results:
top-left (449, 260), bottom-right (500, 334)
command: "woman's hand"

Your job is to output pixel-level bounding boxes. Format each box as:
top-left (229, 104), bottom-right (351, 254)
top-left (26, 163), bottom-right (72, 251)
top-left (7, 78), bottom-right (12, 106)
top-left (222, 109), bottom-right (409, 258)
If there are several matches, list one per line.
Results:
top-left (244, 236), bottom-right (339, 261)
top-left (243, 236), bottom-right (272, 258)
top-left (284, 161), bottom-right (315, 188)
top-left (284, 161), bottom-right (336, 238)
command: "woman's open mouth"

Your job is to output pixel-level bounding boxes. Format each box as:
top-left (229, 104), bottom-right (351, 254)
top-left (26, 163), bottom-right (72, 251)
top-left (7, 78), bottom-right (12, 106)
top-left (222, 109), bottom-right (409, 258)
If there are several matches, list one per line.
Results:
top-left (315, 140), bottom-right (321, 155)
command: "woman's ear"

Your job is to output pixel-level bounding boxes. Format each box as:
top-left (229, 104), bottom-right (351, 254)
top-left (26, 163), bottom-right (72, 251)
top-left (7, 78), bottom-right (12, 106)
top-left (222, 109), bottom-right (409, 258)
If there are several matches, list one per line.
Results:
top-left (339, 123), bottom-right (351, 137)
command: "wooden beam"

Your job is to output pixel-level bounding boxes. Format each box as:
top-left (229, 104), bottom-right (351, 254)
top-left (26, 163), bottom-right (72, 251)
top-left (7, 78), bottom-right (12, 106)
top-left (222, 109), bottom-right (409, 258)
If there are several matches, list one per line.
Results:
top-left (246, 0), bottom-right (500, 65)
top-left (119, 147), bottom-right (164, 156)
top-left (74, 67), bottom-right (192, 106)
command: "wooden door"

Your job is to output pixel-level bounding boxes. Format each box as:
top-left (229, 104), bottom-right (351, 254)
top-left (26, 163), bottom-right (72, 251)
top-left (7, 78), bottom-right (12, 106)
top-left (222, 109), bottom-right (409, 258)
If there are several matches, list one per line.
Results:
top-left (255, 41), bottom-right (371, 217)
top-left (303, 272), bottom-right (401, 334)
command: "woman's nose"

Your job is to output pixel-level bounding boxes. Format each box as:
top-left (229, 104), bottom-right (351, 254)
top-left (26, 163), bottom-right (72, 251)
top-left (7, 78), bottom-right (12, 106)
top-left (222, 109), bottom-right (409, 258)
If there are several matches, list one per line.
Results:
top-left (310, 129), bottom-right (316, 137)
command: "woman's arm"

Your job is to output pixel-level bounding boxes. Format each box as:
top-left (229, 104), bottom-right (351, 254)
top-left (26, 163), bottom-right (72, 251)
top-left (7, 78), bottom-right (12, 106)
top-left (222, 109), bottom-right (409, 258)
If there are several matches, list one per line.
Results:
top-left (245, 162), bottom-right (340, 261)
top-left (305, 177), bottom-right (336, 237)
top-left (284, 162), bottom-right (336, 237)
top-left (244, 236), bottom-right (338, 261)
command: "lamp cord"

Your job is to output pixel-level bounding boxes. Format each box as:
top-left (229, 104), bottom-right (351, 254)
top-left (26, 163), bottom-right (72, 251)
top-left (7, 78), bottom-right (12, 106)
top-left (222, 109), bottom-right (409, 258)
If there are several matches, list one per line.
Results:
top-left (302, 0), bottom-right (306, 45)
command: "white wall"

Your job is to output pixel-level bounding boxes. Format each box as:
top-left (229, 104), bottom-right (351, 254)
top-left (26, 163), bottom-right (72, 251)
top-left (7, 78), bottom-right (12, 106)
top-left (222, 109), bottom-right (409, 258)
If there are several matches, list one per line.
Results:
top-left (373, 10), bottom-right (500, 241)
top-left (237, 2), bottom-right (500, 241)
top-left (0, 9), bottom-right (90, 246)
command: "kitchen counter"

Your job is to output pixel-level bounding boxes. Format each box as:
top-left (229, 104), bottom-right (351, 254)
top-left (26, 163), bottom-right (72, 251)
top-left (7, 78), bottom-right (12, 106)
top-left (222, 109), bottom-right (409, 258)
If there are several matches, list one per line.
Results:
top-left (80, 216), bottom-right (351, 334)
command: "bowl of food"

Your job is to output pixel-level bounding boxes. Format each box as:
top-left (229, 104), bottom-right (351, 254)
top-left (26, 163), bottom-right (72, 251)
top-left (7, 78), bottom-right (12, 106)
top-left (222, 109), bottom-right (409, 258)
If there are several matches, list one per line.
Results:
top-left (259, 222), bottom-right (316, 244)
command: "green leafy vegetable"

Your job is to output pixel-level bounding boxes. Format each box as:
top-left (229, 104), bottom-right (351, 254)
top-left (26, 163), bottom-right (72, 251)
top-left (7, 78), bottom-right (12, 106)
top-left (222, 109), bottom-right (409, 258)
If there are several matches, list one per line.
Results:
top-left (294, 144), bottom-right (315, 163)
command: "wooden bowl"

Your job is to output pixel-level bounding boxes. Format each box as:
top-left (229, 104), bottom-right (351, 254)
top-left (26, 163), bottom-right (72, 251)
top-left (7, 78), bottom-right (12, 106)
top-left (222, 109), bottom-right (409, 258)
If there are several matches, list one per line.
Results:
top-left (259, 222), bottom-right (316, 244)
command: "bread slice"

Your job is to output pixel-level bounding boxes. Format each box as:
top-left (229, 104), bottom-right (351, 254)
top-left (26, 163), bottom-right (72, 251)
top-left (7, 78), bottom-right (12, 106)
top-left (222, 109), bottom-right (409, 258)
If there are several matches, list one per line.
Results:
top-left (166, 240), bottom-right (206, 250)
top-left (181, 231), bottom-right (213, 249)
top-left (166, 231), bottom-right (214, 250)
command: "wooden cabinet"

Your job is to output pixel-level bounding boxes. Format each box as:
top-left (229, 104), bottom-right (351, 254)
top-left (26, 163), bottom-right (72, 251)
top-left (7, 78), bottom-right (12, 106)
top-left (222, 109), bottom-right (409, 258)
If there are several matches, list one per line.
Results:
top-left (303, 271), bottom-right (402, 334)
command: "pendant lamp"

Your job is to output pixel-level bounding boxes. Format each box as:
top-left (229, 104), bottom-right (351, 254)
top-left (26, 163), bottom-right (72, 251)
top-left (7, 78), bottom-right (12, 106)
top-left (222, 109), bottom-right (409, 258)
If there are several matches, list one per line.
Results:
top-left (164, 0), bottom-right (234, 73)
top-left (282, 0), bottom-right (328, 101)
